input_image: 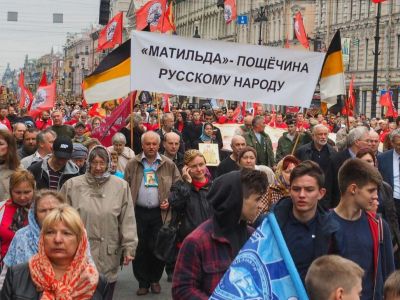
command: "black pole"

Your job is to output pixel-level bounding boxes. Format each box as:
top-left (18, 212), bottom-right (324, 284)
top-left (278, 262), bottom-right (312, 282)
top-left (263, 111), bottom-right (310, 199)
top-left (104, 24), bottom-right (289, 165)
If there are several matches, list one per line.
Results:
top-left (371, 3), bottom-right (381, 118)
top-left (258, 22), bottom-right (262, 45)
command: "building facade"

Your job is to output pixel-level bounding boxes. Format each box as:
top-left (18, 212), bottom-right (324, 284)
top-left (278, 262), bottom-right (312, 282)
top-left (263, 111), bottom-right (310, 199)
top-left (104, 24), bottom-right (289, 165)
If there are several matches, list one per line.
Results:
top-left (315, 0), bottom-right (400, 117)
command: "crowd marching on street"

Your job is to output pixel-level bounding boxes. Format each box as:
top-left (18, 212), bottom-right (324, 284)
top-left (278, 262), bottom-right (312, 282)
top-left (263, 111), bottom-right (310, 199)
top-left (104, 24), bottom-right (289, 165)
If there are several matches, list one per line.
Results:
top-left (0, 99), bottom-right (400, 299)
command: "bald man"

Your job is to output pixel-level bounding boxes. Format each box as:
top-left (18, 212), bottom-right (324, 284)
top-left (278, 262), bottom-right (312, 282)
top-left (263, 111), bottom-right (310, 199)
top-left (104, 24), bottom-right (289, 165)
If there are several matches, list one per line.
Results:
top-left (216, 135), bottom-right (246, 177)
top-left (163, 132), bottom-right (184, 172)
top-left (369, 130), bottom-right (381, 156)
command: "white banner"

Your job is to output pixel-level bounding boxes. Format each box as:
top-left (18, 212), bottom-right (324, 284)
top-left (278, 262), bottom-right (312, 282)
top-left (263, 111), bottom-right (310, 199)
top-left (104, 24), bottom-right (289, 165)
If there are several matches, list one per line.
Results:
top-left (131, 31), bottom-right (325, 108)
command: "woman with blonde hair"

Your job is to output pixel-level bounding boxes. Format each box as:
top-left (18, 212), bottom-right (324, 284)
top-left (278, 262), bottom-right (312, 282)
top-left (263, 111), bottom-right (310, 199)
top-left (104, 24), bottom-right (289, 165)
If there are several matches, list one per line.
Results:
top-left (0, 169), bottom-right (35, 264)
top-left (0, 130), bottom-right (20, 202)
top-left (1, 204), bottom-right (108, 299)
top-left (61, 145), bottom-right (137, 299)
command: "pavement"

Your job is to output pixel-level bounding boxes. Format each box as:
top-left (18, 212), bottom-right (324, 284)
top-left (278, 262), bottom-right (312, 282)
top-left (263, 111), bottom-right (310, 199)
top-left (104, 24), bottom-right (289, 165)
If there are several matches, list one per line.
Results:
top-left (113, 263), bottom-right (172, 299)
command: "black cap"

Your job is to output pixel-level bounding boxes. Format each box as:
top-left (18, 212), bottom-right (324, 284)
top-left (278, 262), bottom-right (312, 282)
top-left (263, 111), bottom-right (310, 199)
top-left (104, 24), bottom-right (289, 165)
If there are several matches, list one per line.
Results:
top-left (53, 136), bottom-right (73, 159)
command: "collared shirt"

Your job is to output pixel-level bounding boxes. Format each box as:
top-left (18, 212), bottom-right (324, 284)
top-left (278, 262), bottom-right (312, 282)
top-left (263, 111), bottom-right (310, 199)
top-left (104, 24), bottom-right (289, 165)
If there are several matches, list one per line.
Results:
top-left (348, 148), bottom-right (356, 158)
top-left (393, 150), bottom-right (400, 198)
top-left (136, 153), bottom-right (162, 208)
top-left (254, 132), bottom-right (262, 144)
top-left (281, 211), bottom-right (317, 282)
top-left (20, 151), bottom-right (44, 169)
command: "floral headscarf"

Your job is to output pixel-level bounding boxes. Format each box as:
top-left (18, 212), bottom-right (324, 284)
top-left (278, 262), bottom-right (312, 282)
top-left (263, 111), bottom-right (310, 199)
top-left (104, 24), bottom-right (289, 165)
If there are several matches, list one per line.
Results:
top-left (29, 228), bottom-right (99, 300)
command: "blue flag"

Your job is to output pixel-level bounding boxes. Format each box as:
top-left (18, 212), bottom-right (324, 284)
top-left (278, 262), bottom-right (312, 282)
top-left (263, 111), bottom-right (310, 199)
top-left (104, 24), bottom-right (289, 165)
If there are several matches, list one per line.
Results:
top-left (210, 213), bottom-right (309, 300)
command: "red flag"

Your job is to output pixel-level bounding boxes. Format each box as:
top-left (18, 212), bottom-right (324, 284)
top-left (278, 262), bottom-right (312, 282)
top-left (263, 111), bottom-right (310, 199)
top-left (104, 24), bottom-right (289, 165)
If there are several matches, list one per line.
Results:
top-left (97, 12), bottom-right (123, 51)
top-left (223, 0), bottom-right (237, 24)
top-left (342, 75), bottom-right (355, 116)
top-left (157, 2), bottom-right (176, 33)
top-left (294, 12), bottom-right (309, 49)
top-left (286, 106), bottom-right (300, 114)
top-left (162, 94), bottom-right (171, 113)
top-left (29, 81), bottom-right (56, 118)
top-left (136, 0), bottom-right (167, 32)
top-left (380, 91), bottom-right (391, 106)
top-left (372, 0), bottom-right (386, 3)
top-left (81, 82), bottom-right (88, 108)
top-left (18, 71), bottom-right (33, 109)
top-left (253, 102), bottom-right (260, 116)
top-left (241, 101), bottom-right (247, 118)
top-left (39, 70), bottom-right (48, 87)
top-left (91, 92), bottom-right (136, 147)
top-left (231, 105), bottom-right (241, 122)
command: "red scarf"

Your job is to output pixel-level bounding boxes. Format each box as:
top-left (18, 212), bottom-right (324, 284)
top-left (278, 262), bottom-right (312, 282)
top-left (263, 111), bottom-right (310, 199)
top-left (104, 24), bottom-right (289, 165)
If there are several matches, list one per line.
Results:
top-left (192, 178), bottom-right (209, 190)
top-left (177, 122), bottom-right (184, 133)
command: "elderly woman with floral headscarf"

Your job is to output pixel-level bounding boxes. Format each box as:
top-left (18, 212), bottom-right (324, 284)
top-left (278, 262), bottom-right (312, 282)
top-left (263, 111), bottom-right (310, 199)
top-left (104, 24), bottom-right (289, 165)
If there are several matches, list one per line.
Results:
top-left (60, 145), bottom-right (137, 300)
top-left (1, 205), bottom-right (108, 299)
top-left (256, 155), bottom-right (300, 219)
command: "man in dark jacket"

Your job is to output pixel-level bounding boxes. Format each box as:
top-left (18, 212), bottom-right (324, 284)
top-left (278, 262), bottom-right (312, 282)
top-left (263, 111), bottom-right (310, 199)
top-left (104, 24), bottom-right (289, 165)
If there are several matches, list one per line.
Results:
top-left (270, 160), bottom-right (342, 283)
top-left (295, 124), bottom-right (336, 209)
top-left (28, 136), bottom-right (79, 190)
top-left (330, 126), bottom-right (370, 207)
top-left (332, 158), bottom-right (394, 300)
top-left (183, 110), bottom-right (203, 149)
top-left (216, 135), bottom-right (246, 177)
top-left (172, 169), bottom-right (268, 299)
top-left (17, 128), bottom-right (39, 159)
top-left (156, 113), bottom-right (185, 154)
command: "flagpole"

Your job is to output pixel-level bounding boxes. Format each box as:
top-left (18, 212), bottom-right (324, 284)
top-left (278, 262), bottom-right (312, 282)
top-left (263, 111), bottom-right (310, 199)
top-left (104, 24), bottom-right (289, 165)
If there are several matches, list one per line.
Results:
top-left (371, 2), bottom-right (382, 118)
top-left (130, 91), bottom-right (134, 150)
top-left (157, 94), bottom-right (161, 128)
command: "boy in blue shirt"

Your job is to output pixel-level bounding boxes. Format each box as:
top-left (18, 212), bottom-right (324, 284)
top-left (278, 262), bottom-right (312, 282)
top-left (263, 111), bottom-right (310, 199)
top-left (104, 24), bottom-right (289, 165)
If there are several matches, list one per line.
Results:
top-left (332, 158), bottom-right (394, 300)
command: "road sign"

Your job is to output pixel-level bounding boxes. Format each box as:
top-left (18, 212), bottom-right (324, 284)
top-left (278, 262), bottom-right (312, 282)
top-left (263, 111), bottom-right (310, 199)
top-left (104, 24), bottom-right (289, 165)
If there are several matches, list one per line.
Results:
top-left (237, 15), bottom-right (248, 25)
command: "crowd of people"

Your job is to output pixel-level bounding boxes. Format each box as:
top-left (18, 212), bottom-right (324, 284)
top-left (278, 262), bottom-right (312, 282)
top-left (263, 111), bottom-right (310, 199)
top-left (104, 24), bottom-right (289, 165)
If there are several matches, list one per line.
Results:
top-left (1, 98), bottom-right (400, 299)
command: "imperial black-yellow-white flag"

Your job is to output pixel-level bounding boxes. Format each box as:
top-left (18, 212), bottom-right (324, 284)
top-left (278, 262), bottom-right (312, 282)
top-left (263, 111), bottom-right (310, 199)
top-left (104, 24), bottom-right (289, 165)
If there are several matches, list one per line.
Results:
top-left (320, 30), bottom-right (346, 104)
top-left (83, 39), bottom-right (130, 104)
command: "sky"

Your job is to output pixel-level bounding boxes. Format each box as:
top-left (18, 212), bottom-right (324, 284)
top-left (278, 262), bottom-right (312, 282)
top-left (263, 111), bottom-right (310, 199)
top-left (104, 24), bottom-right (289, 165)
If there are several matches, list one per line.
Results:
top-left (0, 0), bottom-right (100, 77)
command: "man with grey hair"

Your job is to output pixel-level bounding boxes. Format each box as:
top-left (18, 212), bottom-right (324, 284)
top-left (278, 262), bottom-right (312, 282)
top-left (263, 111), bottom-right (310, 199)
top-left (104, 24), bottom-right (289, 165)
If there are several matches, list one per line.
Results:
top-left (217, 135), bottom-right (246, 177)
top-left (21, 128), bottom-right (57, 169)
top-left (378, 128), bottom-right (400, 224)
top-left (125, 130), bottom-right (181, 296)
top-left (156, 112), bottom-right (185, 155)
top-left (331, 126), bottom-right (370, 206)
top-left (295, 124), bottom-right (337, 209)
top-left (107, 132), bottom-right (135, 173)
top-left (335, 116), bottom-right (357, 151)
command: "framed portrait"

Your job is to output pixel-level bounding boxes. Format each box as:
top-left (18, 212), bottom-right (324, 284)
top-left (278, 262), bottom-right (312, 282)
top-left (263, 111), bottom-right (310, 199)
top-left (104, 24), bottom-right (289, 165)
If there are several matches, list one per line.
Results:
top-left (198, 143), bottom-right (220, 166)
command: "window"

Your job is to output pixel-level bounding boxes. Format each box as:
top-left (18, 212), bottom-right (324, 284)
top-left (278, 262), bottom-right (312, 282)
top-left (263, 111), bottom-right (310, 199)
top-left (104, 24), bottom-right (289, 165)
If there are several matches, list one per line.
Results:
top-left (7, 11), bottom-right (18, 22)
top-left (334, 0), bottom-right (339, 23)
top-left (350, 0), bottom-right (353, 20)
top-left (362, 91), bottom-right (367, 115)
top-left (53, 13), bottom-right (63, 23)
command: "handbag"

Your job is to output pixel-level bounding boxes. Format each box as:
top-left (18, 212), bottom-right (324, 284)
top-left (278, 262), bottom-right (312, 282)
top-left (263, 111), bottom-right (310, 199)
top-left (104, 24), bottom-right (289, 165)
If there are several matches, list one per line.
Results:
top-left (154, 207), bottom-right (178, 262)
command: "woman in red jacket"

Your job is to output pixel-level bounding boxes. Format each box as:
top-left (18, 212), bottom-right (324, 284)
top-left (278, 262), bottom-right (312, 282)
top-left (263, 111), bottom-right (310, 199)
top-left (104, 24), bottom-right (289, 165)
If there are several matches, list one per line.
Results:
top-left (0, 169), bottom-right (35, 265)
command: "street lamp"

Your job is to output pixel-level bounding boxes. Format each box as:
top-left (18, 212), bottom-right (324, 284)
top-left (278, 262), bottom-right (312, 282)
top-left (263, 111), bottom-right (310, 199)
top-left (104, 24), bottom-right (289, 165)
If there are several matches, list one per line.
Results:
top-left (254, 6), bottom-right (267, 45)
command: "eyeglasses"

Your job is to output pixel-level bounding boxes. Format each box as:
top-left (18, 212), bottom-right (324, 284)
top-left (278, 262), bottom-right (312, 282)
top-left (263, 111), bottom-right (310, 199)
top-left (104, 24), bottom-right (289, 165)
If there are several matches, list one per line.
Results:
top-left (90, 161), bottom-right (106, 167)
